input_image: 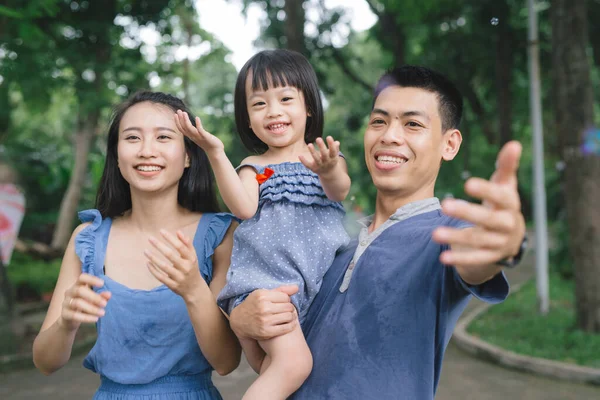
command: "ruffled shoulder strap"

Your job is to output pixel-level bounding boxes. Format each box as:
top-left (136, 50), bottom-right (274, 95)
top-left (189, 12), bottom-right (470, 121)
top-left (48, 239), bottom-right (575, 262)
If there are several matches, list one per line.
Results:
top-left (192, 212), bottom-right (235, 284)
top-left (75, 209), bottom-right (111, 276)
top-left (235, 163), bottom-right (263, 173)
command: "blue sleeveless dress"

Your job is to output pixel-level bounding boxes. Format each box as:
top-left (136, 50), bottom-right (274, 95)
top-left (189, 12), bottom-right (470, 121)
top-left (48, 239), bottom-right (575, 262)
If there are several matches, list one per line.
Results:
top-left (75, 209), bottom-right (233, 400)
top-left (216, 162), bottom-right (350, 322)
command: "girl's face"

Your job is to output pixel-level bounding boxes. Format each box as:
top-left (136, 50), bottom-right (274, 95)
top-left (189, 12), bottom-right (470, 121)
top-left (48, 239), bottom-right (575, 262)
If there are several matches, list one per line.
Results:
top-left (245, 72), bottom-right (309, 150)
top-left (117, 101), bottom-right (190, 195)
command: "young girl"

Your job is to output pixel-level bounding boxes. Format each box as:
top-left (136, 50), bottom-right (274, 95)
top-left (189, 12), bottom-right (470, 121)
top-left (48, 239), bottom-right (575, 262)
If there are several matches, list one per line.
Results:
top-left (175, 49), bottom-right (350, 399)
top-left (33, 91), bottom-right (240, 399)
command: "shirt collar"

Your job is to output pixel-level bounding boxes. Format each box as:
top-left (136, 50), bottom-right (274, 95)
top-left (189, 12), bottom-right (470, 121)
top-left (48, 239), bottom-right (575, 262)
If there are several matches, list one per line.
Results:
top-left (358, 197), bottom-right (441, 228)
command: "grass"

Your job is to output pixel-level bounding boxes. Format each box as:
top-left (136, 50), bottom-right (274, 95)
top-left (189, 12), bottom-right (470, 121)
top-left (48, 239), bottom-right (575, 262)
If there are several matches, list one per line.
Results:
top-left (468, 274), bottom-right (600, 369)
top-left (6, 251), bottom-right (61, 300)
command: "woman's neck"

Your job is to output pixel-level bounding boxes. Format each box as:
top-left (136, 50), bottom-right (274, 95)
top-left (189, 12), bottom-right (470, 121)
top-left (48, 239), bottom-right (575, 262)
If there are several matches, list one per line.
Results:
top-left (126, 187), bottom-right (191, 233)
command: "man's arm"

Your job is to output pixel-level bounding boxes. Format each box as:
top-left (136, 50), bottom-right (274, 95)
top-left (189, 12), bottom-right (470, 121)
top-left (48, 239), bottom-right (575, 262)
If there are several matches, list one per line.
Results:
top-left (432, 141), bottom-right (526, 285)
top-left (229, 286), bottom-right (299, 341)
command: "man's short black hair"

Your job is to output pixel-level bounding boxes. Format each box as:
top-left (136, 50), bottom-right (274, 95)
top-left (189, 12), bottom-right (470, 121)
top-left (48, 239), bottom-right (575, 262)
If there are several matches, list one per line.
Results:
top-left (374, 66), bottom-right (463, 132)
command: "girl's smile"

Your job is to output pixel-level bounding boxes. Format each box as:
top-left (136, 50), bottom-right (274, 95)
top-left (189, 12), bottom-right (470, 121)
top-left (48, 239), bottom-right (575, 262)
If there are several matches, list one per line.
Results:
top-left (245, 73), bottom-right (309, 151)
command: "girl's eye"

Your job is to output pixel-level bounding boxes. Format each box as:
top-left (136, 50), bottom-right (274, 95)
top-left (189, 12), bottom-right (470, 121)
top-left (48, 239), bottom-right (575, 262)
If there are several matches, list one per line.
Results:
top-left (157, 135), bottom-right (171, 140)
top-left (125, 135), bottom-right (139, 140)
top-left (282, 97), bottom-right (292, 102)
top-left (252, 101), bottom-right (265, 107)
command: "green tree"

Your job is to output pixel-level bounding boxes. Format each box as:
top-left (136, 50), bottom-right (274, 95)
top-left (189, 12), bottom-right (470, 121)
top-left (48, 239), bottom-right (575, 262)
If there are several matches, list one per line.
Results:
top-left (551, 0), bottom-right (600, 333)
top-left (1, 0), bottom-right (195, 251)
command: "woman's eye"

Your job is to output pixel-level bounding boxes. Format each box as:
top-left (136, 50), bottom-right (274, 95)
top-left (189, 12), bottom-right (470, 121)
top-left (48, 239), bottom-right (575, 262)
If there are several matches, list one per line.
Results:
top-left (158, 135), bottom-right (171, 140)
top-left (125, 135), bottom-right (139, 140)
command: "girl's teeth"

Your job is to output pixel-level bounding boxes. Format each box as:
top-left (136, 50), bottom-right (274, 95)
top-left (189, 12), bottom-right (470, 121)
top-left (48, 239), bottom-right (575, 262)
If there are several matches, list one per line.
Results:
top-left (270, 123), bottom-right (286, 130)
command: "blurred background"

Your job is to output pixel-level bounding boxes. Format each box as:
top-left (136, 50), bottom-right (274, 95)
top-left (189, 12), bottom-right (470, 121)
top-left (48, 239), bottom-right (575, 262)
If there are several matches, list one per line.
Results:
top-left (0, 0), bottom-right (599, 398)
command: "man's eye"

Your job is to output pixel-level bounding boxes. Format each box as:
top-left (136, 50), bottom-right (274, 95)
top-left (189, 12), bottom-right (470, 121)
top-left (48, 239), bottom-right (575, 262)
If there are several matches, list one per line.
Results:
top-left (407, 122), bottom-right (422, 128)
top-left (371, 119), bottom-right (385, 125)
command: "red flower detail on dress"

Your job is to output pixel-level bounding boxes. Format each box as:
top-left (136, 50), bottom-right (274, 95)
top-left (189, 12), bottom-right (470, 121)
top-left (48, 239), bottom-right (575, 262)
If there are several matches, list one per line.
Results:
top-left (256, 168), bottom-right (275, 184)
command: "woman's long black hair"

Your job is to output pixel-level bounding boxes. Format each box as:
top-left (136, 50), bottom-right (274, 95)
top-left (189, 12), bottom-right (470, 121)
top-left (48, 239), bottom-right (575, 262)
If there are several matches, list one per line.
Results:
top-left (95, 91), bottom-right (220, 218)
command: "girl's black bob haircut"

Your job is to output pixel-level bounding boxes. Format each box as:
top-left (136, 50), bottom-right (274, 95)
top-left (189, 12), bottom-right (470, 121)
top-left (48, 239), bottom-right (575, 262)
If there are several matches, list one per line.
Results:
top-left (234, 49), bottom-right (324, 153)
top-left (95, 91), bottom-right (220, 218)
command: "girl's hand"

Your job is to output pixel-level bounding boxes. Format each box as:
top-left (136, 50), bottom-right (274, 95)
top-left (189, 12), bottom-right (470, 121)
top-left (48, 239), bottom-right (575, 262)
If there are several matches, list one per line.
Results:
top-left (60, 274), bottom-right (111, 331)
top-left (144, 229), bottom-right (204, 302)
top-left (299, 136), bottom-right (341, 178)
top-left (174, 110), bottom-right (224, 155)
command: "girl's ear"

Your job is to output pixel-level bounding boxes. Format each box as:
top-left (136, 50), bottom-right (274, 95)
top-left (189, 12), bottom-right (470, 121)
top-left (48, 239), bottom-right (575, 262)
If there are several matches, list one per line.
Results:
top-left (185, 153), bottom-right (191, 168)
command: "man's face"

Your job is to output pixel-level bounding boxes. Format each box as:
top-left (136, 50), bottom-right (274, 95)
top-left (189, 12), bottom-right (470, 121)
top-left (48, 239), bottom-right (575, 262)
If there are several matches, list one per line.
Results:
top-left (364, 86), bottom-right (460, 199)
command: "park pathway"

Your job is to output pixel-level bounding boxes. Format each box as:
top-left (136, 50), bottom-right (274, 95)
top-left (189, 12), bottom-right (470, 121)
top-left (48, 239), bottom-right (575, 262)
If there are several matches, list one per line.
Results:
top-left (1, 246), bottom-right (599, 399)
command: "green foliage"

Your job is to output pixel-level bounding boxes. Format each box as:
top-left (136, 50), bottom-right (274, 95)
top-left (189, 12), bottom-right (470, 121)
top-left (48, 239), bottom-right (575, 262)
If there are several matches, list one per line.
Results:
top-left (2, 88), bottom-right (76, 239)
top-left (7, 252), bottom-right (62, 299)
top-left (550, 215), bottom-right (574, 280)
top-left (1, 0), bottom-right (239, 243)
top-left (468, 274), bottom-right (600, 368)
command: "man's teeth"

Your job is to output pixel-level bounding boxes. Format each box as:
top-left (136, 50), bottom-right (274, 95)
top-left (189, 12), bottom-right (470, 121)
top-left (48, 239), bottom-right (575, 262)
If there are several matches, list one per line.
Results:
top-left (136, 166), bottom-right (162, 172)
top-left (377, 155), bottom-right (406, 164)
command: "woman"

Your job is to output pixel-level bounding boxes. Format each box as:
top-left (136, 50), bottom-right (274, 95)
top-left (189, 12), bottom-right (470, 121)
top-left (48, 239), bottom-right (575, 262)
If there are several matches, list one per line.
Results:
top-left (32, 91), bottom-right (240, 399)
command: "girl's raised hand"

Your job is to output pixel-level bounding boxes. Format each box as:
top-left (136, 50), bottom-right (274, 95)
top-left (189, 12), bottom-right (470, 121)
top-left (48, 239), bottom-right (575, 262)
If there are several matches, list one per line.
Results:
top-left (299, 136), bottom-right (341, 177)
top-left (144, 230), bottom-right (203, 302)
top-left (60, 274), bottom-right (111, 331)
top-left (174, 110), bottom-right (224, 155)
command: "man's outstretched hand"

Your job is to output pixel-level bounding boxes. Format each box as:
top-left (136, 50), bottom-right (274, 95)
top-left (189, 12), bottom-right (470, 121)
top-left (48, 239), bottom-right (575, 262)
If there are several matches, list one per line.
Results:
top-left (432, 141), bottom-right (526, 284)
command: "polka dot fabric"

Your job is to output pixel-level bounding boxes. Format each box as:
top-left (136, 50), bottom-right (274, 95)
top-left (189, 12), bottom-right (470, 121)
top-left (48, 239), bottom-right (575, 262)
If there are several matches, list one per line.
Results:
top-left (217, 162), bottom-right (349, 322)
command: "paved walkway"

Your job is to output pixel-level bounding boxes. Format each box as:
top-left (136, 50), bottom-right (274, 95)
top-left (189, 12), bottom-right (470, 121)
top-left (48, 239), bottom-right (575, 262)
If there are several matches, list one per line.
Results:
top-left (2, 247), bottom-right (599, 399)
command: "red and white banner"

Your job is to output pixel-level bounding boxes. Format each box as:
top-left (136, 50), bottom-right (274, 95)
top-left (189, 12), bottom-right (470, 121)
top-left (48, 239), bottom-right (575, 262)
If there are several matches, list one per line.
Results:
top-left (0, 184), bottom-right (25, 265)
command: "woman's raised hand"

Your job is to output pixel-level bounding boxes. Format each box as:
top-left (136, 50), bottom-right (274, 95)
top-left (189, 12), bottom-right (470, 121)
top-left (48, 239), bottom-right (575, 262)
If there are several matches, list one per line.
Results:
top-left (60, 274), bottom-right (111, 331)
top-left (144, 230), bottom-right (203, 302)
top-left (174, 110), bottom-right (224, 155)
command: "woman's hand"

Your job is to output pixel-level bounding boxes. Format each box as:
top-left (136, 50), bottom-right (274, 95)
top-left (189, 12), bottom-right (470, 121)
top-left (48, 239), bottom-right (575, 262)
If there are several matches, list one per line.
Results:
top-left (144, 229), bottom-right (205, 302)
top-left (60, 273), bottom-right (111, 331)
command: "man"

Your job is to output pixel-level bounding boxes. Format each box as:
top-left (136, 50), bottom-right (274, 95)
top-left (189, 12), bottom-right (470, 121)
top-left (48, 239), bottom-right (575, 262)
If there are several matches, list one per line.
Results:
top-left (230, 66), bottom-right (527, 399)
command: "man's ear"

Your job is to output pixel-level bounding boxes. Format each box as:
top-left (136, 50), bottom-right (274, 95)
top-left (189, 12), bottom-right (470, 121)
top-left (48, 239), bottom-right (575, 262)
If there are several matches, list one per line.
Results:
top-left (441, 129), bottom-right (462, 161)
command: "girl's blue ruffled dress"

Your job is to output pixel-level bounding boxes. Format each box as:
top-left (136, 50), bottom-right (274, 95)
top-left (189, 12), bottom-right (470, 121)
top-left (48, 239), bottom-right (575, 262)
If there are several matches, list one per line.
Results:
top-left (217, 162), bottom-right (350, 322)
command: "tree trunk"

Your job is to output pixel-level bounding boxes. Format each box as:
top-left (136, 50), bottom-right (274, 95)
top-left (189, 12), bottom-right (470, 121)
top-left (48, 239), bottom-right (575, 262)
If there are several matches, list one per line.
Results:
top-left (552, 0), bottom-right (600, 333)
top-left (181, 11), bottom-right (195, 103)
top-left (284, 0), bottom-right (306, 55)
top-left (460, 82), bottom-right (496, 145)
top-left (50, 110), bottom-right (99, 250)
top-left (587, 0), bottom-right (600, 69)
top-left (495, 1), bottom-right (514, 145)
top-left (364, 0), bottom-right (405, 66)
top-left (182, 36), bottom-right (191, 103)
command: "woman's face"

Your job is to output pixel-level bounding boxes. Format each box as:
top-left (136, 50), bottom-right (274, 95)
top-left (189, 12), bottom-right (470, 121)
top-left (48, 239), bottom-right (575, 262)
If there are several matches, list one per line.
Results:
top-left (117, 101), bottom-right (190, 195)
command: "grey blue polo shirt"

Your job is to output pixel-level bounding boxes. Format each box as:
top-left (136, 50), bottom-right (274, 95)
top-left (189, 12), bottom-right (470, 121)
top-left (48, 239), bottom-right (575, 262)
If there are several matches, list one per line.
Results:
top-left (292, 198), bottom-right (509, 399)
